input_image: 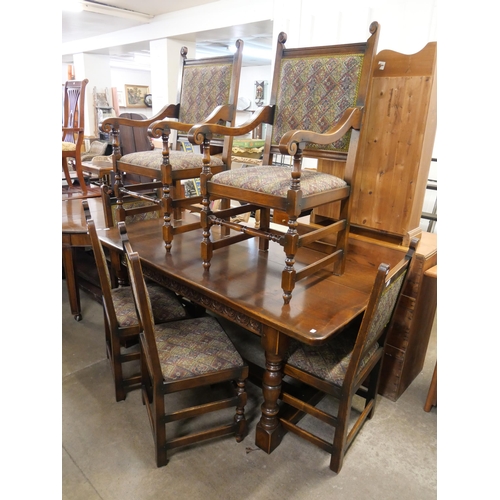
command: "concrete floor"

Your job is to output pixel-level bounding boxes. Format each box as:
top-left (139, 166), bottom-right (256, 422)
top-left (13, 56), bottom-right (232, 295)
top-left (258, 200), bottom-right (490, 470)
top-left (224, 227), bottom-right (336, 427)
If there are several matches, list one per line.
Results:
top-left (62, 280), bottom-right (437, 500)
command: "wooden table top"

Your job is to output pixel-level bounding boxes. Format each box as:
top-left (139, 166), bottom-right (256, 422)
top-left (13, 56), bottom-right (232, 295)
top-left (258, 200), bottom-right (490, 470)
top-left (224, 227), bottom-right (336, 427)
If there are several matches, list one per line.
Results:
top-left (96, 215), bottom-right (406, 345)
top-left (62, 197), bottom-right (105, 234)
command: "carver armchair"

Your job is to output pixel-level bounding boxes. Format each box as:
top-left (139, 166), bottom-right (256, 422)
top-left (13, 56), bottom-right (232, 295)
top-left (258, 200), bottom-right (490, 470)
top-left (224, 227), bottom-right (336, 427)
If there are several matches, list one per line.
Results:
top-left (101, 41), bottom-right (243, 252)
top-left (189, 23), bottom-right (380, 304)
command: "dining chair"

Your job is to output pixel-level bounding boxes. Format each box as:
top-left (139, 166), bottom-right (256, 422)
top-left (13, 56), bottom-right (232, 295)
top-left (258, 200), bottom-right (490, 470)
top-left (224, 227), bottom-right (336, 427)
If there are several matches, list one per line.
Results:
top-left (101, 41), bottom-right (244, 252)
top-left (62, 79), bottom-right (89, 194)
top-left (188, 22), bottom-right (380, 304)
top-left (119, 221), bottom-right (249, 467)
top-left (278, 238), bottom-right (417, 473)
top-left (82, 200), bottom-right (188, 402)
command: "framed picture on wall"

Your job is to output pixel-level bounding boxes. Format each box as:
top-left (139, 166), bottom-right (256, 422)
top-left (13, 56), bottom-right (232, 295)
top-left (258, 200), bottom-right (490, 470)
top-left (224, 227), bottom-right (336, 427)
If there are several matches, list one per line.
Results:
top-left (124, 84), bottom-right (149, 108)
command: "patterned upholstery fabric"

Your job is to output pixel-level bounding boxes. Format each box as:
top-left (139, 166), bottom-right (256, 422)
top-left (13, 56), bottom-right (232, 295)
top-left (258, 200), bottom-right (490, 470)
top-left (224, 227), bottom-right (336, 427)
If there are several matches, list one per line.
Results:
top-left (272, 54), bottom-right (364, 153)
top-left (178, 63), bottom-right (233, 124)
top-left (152, 316), bottom-right (245, 381)
top-left (365, 271), bottom-right (406, 346)
top-left (62, 141), bottom-right (76, 151)
top-left (211, 166), bottom-right (347, 197)
top-left (111, 200), bottom-right (160, 227)
top-left (120, 150), bottom-right (224, 171)
top-left (112, 283), bottom-right (186, 328)
top-left (286, 331), bottom-right (378, 386)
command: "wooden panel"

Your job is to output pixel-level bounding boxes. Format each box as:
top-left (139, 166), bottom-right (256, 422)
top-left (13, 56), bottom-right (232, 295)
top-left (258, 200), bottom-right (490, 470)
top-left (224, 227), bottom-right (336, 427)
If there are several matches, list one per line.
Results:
top-left (379, 344), bottom-right (405, 401)
top-left (313, 159), bottom-right (346, 220)
top-left (378, 231), bottom-right (437, 400)
top-left (314, 42), bottom-right (437, 244)
top-left (351, 75), bottom-right (433, 234)
top-left (386, 294), bottom-right (415, 351)
top-left (350, 43), bottom-right (437, 238)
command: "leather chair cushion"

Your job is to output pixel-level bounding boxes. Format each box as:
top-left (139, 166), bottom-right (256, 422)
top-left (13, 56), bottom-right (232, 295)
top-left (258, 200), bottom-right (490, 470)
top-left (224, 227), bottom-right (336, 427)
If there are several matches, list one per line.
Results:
top-left (211, 165), bottom-right (347, 197)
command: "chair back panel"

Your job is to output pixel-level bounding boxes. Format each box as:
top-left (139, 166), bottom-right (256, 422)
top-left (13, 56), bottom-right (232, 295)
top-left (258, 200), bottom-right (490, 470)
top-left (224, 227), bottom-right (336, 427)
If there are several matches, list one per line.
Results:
top-left (272, 53), bottom-right (364, 153)
top-left (119, 112), bottom-right (154, 155)
top-left (348, 242), bottom-right (415, 383)
top-left (120, 225), bottom-right (162, 377)
top-left (83, 203), bottom-right (118, 328)
top-left (62, 79), bottom-right (88, 143)
top-left (264, 24), bottom-right (379, 162)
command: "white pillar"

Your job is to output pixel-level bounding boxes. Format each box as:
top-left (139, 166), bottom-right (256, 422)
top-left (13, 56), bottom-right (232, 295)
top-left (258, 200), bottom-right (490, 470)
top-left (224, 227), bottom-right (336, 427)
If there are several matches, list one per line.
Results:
top-left (149, 38), bottom-right (195, 115)
top-left (73, 52), bottom-right (112, 137)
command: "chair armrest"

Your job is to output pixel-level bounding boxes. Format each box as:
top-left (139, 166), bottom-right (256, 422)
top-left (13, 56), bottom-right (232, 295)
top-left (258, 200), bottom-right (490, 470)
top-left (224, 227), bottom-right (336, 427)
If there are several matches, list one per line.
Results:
top-left (148, 104), bottom-right (235, 138)
top-left (100, 103), bottom-right (179, 134)
top-left (188, 105), bottom-right (275, 144)
top-left (278, 107), bottom-right (363, 156)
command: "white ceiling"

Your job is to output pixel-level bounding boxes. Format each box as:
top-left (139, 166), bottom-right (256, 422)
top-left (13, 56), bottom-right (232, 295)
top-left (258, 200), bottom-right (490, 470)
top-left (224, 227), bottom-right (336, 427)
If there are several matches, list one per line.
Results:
top-left (62, 0), bottom-right (274, 67)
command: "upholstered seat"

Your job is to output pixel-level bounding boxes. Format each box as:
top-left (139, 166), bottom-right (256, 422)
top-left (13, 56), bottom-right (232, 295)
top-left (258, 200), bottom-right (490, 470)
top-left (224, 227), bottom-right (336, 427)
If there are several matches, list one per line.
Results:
top-left (118, 150), bottom-right (224, 171)
top-left (152, 316), bottom-right (246, 381)
top-left (211, 166), bottom-right (347, 197)
top-left (111, 284), bottom-right (186, 328)
top-left (62, 141), bottom-right (77, 152)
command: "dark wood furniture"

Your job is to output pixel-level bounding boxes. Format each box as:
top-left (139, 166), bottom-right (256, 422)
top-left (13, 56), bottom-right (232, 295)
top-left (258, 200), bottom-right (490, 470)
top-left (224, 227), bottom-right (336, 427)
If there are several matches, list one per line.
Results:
top-left (279, 242), bottom-right (415, 473)
top-left (101, 41), bottom-right (244, 252)
top-left (188, 22), bottom-right (380, 304)
top-left (62, 79), bottom-right (89, 195)
top-left (423, 264), bottom-right (437, 412)
top-left (83, 204), bottom-right (188, 402)
top-left (378, 233), bottom-right (437, 400)
top-left (424, 363), bottom-right (437, 412)
top-left (120, 222), bottom-right (248, 467)
top-left (96, 214), bottom-right (409, 455)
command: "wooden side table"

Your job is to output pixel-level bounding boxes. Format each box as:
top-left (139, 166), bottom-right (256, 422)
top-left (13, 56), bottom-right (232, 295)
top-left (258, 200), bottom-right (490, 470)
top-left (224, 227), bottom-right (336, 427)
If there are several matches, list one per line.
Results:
top-left (81, 158), bottom-right (113, 185)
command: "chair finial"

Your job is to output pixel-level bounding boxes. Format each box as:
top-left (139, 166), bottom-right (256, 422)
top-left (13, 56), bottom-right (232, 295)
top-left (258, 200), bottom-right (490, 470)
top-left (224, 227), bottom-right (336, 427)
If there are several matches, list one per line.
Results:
top-left (118, 221), bottom-right (128, 244)
top-left (369, 21), bottom-right (380, 34)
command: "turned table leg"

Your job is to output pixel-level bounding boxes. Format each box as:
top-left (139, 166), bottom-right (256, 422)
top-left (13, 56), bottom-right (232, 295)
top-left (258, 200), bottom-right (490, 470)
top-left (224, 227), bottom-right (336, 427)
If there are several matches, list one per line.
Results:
top-left (255, 326), bottom-right (290, 453)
